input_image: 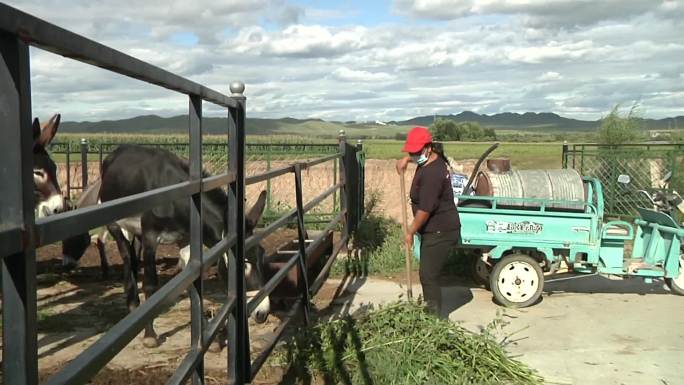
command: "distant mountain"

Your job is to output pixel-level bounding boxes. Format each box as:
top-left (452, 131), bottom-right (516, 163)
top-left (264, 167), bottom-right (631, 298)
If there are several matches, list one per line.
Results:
top-left (58, 112), bottom-right (684, 135)
top-left (59, 115), bottom-right (328, 135)
top-left (390, 111), bottom-right (684, 132)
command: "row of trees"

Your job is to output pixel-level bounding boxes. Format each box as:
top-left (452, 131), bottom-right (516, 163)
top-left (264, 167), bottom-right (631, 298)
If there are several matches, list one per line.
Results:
top-left (393, 119), bottom-right (497, 142)
top-left (430, 119), bottom-right (497, 141)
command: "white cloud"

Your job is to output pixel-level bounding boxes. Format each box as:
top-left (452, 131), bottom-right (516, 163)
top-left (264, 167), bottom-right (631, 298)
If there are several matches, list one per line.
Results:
top-left (507, 40), bottom-right (593, 63)
top-left (394, 0), bottom-right (668, 28)
top-left (332, 67), bottom-right (395, 82)
top-left (2, 0), bottom-right (681, 123)
top-left (232, 25), bottom-right (371, 58)
top-left (538, 71), bottom-right (563, 81)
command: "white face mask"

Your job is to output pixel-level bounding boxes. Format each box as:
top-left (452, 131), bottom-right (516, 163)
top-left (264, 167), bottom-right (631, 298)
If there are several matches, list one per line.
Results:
top-left (410, 149), bottom-right (429, 166)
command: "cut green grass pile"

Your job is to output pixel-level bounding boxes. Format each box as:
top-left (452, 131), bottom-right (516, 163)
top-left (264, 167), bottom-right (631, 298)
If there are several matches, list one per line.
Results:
top-left (275, 301), bottom-right (543, 385)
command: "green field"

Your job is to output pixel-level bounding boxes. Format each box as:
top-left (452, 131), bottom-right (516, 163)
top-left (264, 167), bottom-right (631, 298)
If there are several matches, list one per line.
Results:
top-left (53, 134), bottom-right (564, 169)
top-left (361, 140), bottom-right (563, 169)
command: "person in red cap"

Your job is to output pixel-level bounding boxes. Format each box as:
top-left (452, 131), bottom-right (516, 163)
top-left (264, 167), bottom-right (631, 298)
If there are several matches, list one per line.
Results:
top-left (396, 126), bottom-right (461, 316)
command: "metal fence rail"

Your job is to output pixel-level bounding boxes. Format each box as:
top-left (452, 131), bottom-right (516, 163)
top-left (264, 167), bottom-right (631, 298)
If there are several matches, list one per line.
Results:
top-left (0, 4), bottom-right (365, 385)
top-left (49, 140), bottom-right (344, 222)
top-left (563, 143), bottom-right (684, 218)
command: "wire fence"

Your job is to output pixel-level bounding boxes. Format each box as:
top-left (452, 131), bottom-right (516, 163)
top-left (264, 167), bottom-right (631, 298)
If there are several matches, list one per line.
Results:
top-left (563, 143), bottom-right (684, 218)
top-left (49, 140), bottom-right (344, 223)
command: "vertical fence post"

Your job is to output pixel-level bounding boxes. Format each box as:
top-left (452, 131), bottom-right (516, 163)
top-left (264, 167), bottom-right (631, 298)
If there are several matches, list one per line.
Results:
top-left (227, 81), bottom-right (249, 385)
top-left (356, 139), bottom-right (364, 224)
top-left (562, 141), bottom-right (568, 169)
top-left (669, 150), bottom-right (677, 191)
top-left (266, 146), bottom-right (272, 214)
top-left (188, 94), bottom-right (204, 385)
top-left (80, 138), bottom-right (89, 192)
top-left (338, 130), bottom-right (348, 245)
top-left (98, 143), bottom-right (104, 172)
top-left (293, 163), bottom-right (311, 325)
top-left (333, 154), bottom-right (338, 211)
top-left (65, 145), bottom-right (71, 200)
top-left (0, 32), bottom-right (38, 385)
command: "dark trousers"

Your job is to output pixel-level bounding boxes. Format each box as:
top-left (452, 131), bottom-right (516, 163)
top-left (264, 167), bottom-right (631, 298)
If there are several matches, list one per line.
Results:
top-left (419, 230), bottom-right (460, 316)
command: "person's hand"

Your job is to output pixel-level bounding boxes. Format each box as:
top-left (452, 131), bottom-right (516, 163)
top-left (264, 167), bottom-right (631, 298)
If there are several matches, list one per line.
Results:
top-left (396, 156), bottom-right (410, 175)
top-left (405, 231), bottom-right (414, 250)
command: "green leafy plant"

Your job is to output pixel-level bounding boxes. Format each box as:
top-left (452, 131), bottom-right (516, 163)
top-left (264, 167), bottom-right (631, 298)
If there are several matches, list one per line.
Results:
top-left (597, 103), bottom-right (642, 145)
top-left (274, 301), bottom-right (543, 385)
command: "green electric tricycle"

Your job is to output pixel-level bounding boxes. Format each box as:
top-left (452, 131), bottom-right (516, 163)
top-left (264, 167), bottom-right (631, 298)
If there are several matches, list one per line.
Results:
top-left (443, 175), bottom-right (684, 308)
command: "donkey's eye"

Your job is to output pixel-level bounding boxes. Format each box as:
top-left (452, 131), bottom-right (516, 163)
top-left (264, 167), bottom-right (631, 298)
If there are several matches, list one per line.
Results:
top-left (33, 170), bottom-right (45, 178)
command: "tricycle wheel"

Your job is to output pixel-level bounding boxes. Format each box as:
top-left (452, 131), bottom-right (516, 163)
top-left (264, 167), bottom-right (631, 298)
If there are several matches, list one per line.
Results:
top-left (470, 253), bottom-right (491, 289)
top-left (490, 254), bottom-right (543, 308)
top-left (665, 254), bottom-right (684, 296)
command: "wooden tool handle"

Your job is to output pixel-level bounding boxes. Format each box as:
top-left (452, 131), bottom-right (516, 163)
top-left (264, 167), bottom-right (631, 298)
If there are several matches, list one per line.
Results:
top-left (399, 172), bottom-right (413, 300)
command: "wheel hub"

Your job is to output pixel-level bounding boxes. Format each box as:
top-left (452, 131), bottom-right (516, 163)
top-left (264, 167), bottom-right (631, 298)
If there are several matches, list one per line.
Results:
top-left (674, 256), bottom-right (684, 287)
top-left (498, 261), bottom-right (539, 303)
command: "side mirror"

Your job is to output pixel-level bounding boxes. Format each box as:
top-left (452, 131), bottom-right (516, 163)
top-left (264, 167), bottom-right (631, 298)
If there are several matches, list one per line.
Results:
top-left (617, 174), bottom-right (631, 184)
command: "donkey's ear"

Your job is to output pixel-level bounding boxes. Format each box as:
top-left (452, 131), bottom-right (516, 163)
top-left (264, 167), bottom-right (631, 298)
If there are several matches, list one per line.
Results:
top-left (246, 190), bottom-right (267, 231)
top-left (32, 117), bottom-right (41, 143)
top-left (38, 113), bottom-right (60, 146)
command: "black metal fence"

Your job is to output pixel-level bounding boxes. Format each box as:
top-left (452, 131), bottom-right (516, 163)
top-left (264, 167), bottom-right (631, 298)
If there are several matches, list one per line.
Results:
top-left (0, 4), bottom-right (363, 385)
top-left (48, 140), bottom-right (347, 223)
top-left (563, 142), bottom-right (684, 218)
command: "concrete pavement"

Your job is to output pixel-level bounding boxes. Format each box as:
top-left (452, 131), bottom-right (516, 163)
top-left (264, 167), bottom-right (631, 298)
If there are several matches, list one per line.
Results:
top-left (323, 274), bottom-right (684, 385)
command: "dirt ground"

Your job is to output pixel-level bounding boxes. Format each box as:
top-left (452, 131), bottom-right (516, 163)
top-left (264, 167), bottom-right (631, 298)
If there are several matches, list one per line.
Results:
top-left (0, 229), bottom-right (348, 385)
top-left (57, 158), bottom-right (482, 225)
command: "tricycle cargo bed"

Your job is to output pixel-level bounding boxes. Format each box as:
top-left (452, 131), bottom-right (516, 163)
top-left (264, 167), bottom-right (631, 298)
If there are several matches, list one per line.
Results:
top-left (454, 177), bottom-right (603, 260)
top-left (445, 176), bottom-right (684, 308)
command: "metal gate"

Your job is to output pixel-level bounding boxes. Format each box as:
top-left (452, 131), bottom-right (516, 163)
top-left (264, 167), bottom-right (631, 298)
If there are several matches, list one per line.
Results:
top-left (563, 143), bottom-right (684, 218)
top-left (47, 140), bottom-right (346, 224)
top-left (0, 4), bottom-right (363, 385)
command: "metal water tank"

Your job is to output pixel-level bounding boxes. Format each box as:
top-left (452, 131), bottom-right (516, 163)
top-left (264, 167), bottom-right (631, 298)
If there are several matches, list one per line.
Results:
top-left (475, 169), bottom-right (585, 210)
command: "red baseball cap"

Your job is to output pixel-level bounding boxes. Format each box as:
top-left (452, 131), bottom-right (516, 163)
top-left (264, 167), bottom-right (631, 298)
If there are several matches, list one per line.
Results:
top-left (402, 126), bottom-right (432, 153)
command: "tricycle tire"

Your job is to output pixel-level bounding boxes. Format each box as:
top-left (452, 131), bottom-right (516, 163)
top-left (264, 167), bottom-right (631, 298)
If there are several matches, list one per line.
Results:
top-left (665, 254), bottom-right (684, 296)
top-left (470, 253), bottom-right (491, 289)
top-left (490, 254), bottom-right (544, 308)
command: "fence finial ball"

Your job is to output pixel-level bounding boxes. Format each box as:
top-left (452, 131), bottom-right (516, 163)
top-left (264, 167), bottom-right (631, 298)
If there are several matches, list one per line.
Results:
top-left (230, 81), bottom-right (245, 95)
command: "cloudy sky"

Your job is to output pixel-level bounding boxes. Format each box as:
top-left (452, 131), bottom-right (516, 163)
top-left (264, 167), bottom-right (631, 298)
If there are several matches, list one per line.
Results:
top-left (7, 0), bottom-right (684, 122)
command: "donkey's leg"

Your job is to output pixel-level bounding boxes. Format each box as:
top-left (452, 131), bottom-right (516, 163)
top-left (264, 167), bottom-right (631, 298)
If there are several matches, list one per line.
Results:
top-left (209, 253), bottom-right (230, 353)
top-left (107, 223), bottom-right (139, 312)
top-left (140, 218), bottom-right (160, 348)
top-left (95, 236), bottom-right (109, 280)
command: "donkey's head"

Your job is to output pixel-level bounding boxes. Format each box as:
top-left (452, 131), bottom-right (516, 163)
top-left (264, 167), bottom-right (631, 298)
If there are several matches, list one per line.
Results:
top-left (33, 114), bottom-right (64, 217)
top-left (245, 190), bottom-right (270, 323)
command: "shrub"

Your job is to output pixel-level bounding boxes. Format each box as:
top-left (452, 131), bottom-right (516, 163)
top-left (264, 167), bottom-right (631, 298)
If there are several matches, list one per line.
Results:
top-left (597, 104), bottom-right (642, 145)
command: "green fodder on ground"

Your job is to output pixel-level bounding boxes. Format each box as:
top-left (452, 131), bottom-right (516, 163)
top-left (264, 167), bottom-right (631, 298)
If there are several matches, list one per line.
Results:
top-left (274, 301), bottom-right (543, 385)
